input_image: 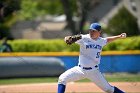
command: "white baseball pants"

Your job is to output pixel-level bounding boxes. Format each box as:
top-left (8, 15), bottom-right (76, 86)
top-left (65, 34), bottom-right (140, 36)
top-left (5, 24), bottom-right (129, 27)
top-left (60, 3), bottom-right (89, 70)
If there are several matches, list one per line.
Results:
top-left (58, 66), bottom-right (114, 93)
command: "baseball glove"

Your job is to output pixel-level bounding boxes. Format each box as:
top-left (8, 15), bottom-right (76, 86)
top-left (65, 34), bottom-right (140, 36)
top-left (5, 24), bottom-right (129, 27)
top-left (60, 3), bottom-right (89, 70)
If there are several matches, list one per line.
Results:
top-left (64, 34), bottom-right (82, 45)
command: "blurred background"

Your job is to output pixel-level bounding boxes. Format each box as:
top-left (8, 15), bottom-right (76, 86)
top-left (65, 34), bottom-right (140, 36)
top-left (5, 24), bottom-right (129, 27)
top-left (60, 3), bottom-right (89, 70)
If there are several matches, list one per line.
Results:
top-left (0, 0), bottom-right (140, 92)
top-left (0, 0), bottom-right (140, 40)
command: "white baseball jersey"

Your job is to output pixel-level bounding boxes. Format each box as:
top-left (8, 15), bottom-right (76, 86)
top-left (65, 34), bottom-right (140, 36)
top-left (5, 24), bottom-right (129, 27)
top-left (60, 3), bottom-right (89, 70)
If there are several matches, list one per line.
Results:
top-left (76, 34), bottom-right (107, 67)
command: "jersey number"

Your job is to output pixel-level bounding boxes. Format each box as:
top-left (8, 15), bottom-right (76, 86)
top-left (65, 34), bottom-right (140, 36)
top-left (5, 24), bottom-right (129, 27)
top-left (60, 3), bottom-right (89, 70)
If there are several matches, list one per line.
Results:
top-left (96, 52), bottom-right (100, 58)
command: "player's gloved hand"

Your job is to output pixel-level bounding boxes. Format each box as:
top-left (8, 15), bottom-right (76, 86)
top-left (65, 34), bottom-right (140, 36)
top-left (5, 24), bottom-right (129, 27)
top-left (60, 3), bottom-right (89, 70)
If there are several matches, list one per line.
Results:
top-left (120, 33), bottom-right (126, 38)
top-left (64, 36), bottom-right (73, 45)
top-left (64, 34), bottom-right (82, 45)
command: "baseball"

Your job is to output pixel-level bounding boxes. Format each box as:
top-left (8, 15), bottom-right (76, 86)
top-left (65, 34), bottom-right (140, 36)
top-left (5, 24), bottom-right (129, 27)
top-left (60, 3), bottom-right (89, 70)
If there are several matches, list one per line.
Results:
top-left (121, 33), bottom-right (126, 38)
top-left (122, 34), bottom-right (125, 37)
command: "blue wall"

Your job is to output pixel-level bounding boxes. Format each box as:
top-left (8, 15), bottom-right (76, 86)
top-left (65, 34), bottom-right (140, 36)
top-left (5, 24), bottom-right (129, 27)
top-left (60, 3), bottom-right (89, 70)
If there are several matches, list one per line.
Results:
top-left (54, 54), bottom-right (140, 73)
top-left (100, 55), bottom-right (140, 73)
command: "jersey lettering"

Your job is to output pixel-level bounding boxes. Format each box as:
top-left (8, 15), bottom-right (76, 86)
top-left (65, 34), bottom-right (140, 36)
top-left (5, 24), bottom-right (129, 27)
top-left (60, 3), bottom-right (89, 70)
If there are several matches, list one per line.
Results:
top-left (96, 52), bottom-right (100, 58)
top-left (86, 44), bottom-right (102, 50)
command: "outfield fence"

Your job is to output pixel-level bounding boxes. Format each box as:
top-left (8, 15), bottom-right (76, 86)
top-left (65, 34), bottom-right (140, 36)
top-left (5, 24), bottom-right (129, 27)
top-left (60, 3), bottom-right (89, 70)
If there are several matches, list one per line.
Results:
top-left (0, 51), bottom-right (140, 78)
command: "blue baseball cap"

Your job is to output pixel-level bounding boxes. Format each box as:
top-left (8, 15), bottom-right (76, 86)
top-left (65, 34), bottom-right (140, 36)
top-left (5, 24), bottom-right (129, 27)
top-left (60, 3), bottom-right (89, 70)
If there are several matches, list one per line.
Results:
top-left (89, 23), bottom-right (101, 31)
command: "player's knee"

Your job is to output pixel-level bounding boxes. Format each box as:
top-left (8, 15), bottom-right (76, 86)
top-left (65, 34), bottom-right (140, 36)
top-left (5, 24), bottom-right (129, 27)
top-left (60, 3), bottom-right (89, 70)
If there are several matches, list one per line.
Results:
top-left (58, 75), bottom-right (66, 85)
top-left (102, 86), bottom-right (114, 93)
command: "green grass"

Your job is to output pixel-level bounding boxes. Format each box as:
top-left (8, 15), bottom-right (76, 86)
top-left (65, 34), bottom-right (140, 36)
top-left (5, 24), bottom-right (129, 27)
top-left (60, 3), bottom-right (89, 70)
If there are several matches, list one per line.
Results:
top-left (0, 73), bottom-right (140, 85)
top-left (104, 73), bottom-right (140, 82)
top-left (77, 73), bottom-right (140, 82)
top-left (0, 77), bottom-right (58, 85)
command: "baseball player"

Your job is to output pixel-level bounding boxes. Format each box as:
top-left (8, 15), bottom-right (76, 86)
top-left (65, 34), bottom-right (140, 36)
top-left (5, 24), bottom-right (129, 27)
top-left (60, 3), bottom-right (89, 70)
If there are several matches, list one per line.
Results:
top-left (58, 23), bottom-right (126, 93)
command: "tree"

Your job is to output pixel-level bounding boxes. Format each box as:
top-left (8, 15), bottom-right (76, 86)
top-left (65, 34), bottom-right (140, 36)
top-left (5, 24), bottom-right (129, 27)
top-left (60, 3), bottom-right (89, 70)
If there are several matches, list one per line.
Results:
top-left (105, 7), bottom-right (139, 36)
top-left (60, 0), bottom-right (94, 34)
top-left (76, 0), bottom-right (92, 34)
top-left (19, 0), bottom-right (63, 20)
top-left (0, 0), bottom-right (63, 39)
top-left (60, 0), bottom-right (77, 34)
top-left (0, 0), bottom-right (100, 38)
top-left (0, 0), bottom-right (21, 39)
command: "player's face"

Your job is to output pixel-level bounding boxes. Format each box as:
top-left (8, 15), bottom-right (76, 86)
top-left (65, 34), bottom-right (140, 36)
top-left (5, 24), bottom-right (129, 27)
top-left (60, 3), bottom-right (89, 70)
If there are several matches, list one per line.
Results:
top-left (89, 30), bottom-right (101, 39)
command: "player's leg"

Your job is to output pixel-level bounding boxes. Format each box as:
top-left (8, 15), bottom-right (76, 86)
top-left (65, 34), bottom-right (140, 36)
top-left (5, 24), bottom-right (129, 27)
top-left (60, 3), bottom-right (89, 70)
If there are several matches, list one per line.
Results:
top-left (58, 84), bottom-right (66, 93)
top-left (114, 86), bottom-right (125, 93)
top-left (58, 66), bottom-right (85, 93)
top-left (87, 68), bottom-right (125, 93)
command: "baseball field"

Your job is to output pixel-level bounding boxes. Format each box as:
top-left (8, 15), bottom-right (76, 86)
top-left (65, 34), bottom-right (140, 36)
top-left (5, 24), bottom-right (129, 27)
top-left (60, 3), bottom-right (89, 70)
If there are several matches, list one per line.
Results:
top-left (0, 73), bottom-right (140, 93)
